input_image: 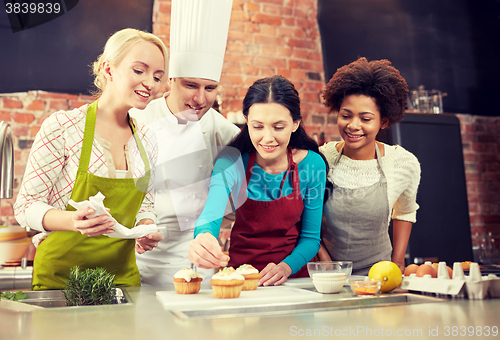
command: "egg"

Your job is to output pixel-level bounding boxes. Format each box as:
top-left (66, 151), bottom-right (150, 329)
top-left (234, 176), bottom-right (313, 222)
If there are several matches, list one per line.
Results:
top-left (416, 264), bottom-right (437, 278)
top-left (446, 266), bottom-right (453, 279)
top-left (404, 264), bottom-right (419, 276)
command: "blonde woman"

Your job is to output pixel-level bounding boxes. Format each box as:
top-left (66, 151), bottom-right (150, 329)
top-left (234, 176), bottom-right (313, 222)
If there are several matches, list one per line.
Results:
top-left (14, 28), bottom-right (167, 290)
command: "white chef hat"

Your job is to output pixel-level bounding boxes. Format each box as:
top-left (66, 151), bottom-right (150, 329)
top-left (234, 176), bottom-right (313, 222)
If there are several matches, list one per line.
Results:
top-left (169, 0), bottom-right (233, 82)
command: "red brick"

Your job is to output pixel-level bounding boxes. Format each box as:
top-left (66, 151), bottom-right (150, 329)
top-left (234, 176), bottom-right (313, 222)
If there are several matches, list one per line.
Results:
top-left (70, 101), bottom-right (91, 108)
top-left (301, 60), bottom-right (323, 72)
top-left (12, 125), bottom-right (28, 137)
top-left (0, 204), bottom-right (14, 216)
top-left (289, 60), bottom-right (300, 69)
top-left (296, 0), bottom-right (316, 10)
top-left (277, 47), bottom-right (293, 57)
top-left (153, 23), bottom-right (169, 36)
top-left (13, 113), bottom-right (35, 124)
top-left (243, 76), bottom-right (262, 87)
top-left (277, 68), bottom-right (291, 78)
top-left (260, 45), bottom-right (275, 56)
top-left (224, 54), bottom-right (252, 64)
top-left (254, 56), bottom-right (286, 68)
top-left (3, 98), bottom-right (23, 109)
top-left (254, 34), bottom-right (284, 46)
top-left (229, 21), bottom-right (245, 32)
top-left (36, 92), bottom-right (78, 100)
top-left (262, 4), bottom-right (279, 15)
top-left (220, 75), bottom-right (243, 85)
top-left (228, 31), bottom-right (253, 42)
top-left (305, 92), bottom-right (321, 103)
top-left (260, 24), bottom-right (276, 36)
top-left (155, 12), bottom-right (170, 25)
top-left (295, 8), bottom-right (308, 19)
top-left (227, 41), bottom-right (246, 53)
top-left (283, 17), bottom-right (295, 26)
top-left (307, 52), bottom-right (322, 61)
top-left (242, 65), bottom-right (260, 75)
top-left (26, 99), bottom-right (45, 111)
top-left (0, 110), bottom-right (11, 121)
top-left (30, 126), bottom-right (41, 137)
top-left (245, 22), bottom-right (260, 33)
top-left (287, 38), bottom-right (316, 49)
top-left (244, 3), bottom-right (260, 12)
top-left (223, 64), bottom-right (242, 74)
top-left (292, 49), bottom-right (309, 59)
top-left (254, 0), bottom-right (282, 4)
top-left (297, 18), bottom-right (315, 30)
top-left (158, 2), bottom-right (172, 13)
top-left (49, 100), bottom-right (70, 111)
top-left (230, 9), bottom-right (249, 22)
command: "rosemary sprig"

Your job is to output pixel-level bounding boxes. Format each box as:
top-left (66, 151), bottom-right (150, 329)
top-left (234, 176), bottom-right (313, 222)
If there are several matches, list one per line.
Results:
top-left (63, 266), bottom-right (116, 306)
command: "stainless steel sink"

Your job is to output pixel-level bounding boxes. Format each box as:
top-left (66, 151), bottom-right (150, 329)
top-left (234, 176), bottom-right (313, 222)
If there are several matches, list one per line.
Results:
top-left (17, 288), bottom-right (132, 308)
top-left (171, 293), bottom-right (447, 320)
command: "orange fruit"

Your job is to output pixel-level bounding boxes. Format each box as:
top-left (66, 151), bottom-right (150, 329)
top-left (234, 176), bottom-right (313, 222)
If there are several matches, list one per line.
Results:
top-left (368, 261), bottom-right (402, 293)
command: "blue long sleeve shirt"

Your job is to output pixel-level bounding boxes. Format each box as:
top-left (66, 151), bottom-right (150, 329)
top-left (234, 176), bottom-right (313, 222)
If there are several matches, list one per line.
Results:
top-left (194, 149), bottom-right (326, 274)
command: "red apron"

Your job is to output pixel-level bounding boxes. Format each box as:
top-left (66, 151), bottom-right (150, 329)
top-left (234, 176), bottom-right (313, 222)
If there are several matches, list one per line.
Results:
top-left (228, 148), bottom-right (309, 278)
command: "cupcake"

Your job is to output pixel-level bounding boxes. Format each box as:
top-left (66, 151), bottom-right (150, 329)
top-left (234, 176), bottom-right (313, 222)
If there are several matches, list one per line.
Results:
top-left (236, 264), bottom-right (261, 291)
top-left (173, 268), bottom-right (203, 294)
top-left (210, 267), bottom-right (245, 299)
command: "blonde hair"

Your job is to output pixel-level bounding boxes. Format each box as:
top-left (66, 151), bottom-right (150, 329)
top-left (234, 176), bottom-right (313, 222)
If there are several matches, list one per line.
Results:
top-left (92, 28), bottom-right (168, 96)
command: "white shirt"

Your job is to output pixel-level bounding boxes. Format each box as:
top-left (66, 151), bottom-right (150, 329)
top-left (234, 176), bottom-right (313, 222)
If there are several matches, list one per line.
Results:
top-left (130, 93), bottom-right (240, 285)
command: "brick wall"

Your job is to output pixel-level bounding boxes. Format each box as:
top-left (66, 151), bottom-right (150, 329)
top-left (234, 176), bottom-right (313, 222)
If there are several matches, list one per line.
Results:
top-left (1, 1), bottom-right (498, 255)
top-left (457, 114), bottom-right (500, 248)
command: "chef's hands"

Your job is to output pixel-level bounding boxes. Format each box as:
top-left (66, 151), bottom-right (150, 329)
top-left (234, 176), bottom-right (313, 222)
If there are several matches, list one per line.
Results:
top-left (259, 262), bottom-right (292, 287)
top-left (188, 233), bottom-right (229, 269)
top-left (135, 219), bottom-right (162, 254)
top-left (72, 208), bottom-right (115, 237)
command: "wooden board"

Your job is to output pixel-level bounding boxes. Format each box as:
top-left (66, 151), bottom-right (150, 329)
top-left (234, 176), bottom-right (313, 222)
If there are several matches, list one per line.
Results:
top-left (156, 286), bottom-right (323, 311)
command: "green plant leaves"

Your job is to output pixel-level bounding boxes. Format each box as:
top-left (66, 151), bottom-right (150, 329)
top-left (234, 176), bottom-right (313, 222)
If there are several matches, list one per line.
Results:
top-left (63, 266), bottom-right (116, 306)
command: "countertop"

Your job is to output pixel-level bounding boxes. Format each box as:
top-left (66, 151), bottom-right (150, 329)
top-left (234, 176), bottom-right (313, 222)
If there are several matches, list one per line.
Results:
top-left (1, 283), bottom-right (499, 340)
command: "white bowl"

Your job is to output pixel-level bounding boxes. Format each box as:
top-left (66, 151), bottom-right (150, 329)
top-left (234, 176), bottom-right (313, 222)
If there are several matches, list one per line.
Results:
top-left (0, 237), bottom-right (30, 264)
top-left (312, 273), bottom-right (346, 281)
top-left (0, 225), bottom-right (27, 242)
top-left (307, 261), bottom-right (353, 279)
top-left (313, 278), bottom-right (345, 293)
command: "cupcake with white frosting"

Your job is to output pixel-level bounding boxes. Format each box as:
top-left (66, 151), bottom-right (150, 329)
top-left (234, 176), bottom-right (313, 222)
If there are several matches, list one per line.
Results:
top-left (210, 267), bottom-right (245, 299)
top-left (173, 268), bottom-right (203, 294)
top-left (236, 264), bottom-right (261, 291)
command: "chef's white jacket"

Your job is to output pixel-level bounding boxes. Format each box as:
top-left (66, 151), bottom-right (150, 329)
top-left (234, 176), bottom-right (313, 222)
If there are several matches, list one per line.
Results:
top-left (130, 93), bottom-right (240, 285)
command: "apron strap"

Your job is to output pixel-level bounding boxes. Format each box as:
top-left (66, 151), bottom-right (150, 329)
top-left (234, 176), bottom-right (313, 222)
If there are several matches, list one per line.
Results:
top-left (334, 142), bottom-right (387, 184)
top-left (78, 100), bottom-right (99, 172)
top-left (78, 100), bottom-right (150, 176)
top-left (246, 147), bottom-right (298, 199)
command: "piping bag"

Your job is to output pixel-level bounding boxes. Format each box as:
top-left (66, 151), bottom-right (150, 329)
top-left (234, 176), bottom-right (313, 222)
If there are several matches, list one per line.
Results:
top-left (68, 192), bottom-right (161, 239)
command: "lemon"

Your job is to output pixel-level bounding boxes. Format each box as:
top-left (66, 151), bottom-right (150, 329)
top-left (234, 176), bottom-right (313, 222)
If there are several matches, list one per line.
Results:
top-left (368, 261), bottom-right (402, 293)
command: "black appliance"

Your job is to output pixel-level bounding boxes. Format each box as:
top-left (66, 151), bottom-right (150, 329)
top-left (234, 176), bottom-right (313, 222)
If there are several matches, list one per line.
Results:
top-left (378, 113), bottom-right (473, 266)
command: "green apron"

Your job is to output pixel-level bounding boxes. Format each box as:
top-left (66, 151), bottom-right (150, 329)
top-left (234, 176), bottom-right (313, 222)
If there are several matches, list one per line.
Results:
top-left (32, 100), bottom-right (151, 290)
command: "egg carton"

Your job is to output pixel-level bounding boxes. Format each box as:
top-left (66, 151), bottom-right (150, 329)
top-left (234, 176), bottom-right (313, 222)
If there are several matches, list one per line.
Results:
top-left (400, 262), bottom-right (500, 300)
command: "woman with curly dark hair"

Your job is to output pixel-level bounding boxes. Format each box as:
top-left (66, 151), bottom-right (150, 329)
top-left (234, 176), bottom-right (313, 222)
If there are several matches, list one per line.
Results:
top-left (317, 57), bottom-right (421, 275)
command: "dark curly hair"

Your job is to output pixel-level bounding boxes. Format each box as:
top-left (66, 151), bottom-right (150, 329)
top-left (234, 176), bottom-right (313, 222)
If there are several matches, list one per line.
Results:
top-left (322, 57), bottom-right (408, 125)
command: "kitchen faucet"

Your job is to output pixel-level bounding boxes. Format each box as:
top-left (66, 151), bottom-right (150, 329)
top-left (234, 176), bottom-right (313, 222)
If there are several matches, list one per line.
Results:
top-left (0, 121), bottom-right (14, 201)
